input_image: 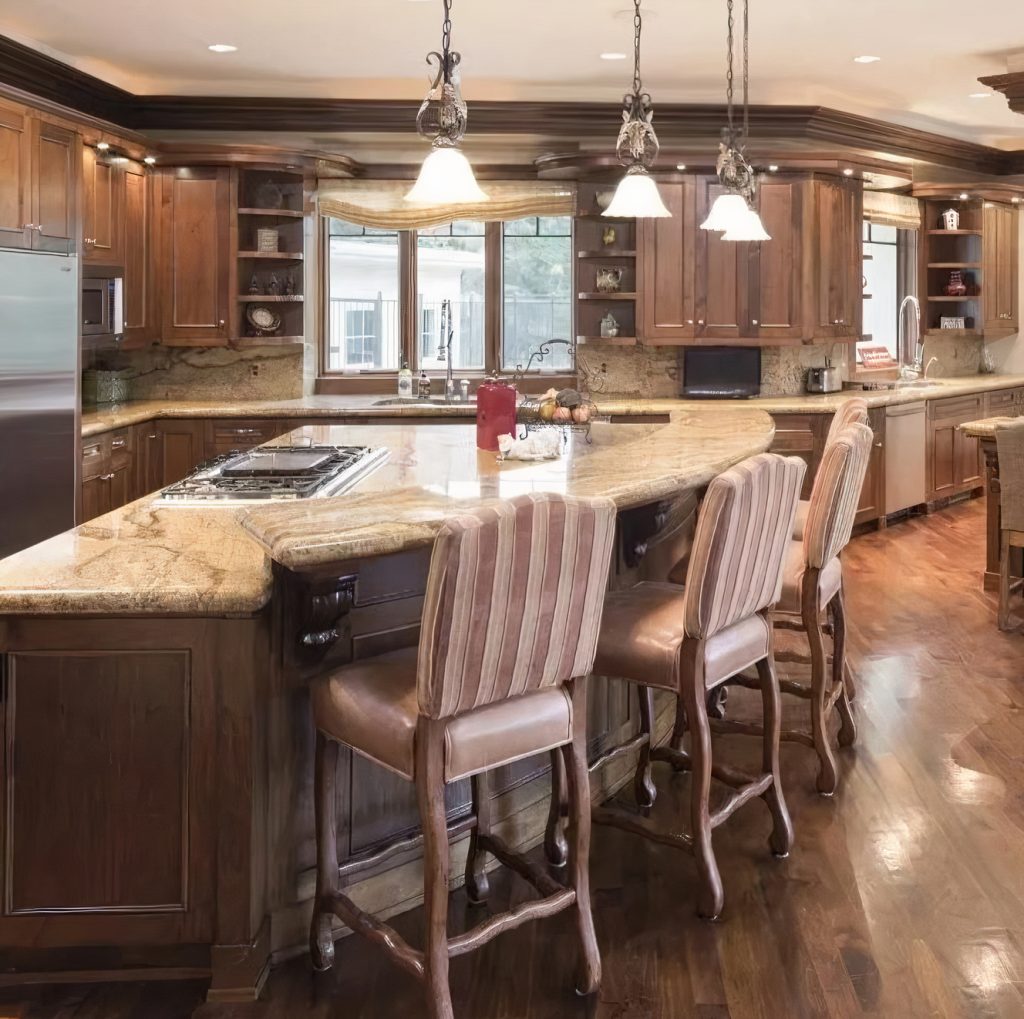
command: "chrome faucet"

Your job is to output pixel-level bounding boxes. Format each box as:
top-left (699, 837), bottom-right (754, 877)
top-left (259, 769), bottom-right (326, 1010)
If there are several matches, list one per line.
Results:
top-left (898, 295), bottom-right (923, 379)
top-left (923, 356), bottom-right (939, 381)
top-left (437, 299), bottom-right (456, 402)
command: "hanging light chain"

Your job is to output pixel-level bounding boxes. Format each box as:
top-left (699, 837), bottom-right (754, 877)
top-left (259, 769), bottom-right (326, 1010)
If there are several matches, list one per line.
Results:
top-left (632, 0), bottom-right (643, 96)
top-left (742, 0), bottom-right (750, 150)
top-left (441, 0), bottom-right (453, 81)
top-left (725, 0), bottom-right (735, 144)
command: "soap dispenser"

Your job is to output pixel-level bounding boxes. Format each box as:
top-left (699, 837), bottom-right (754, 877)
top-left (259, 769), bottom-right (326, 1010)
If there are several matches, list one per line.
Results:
top-left (397, 359), bottom-right (413, 398)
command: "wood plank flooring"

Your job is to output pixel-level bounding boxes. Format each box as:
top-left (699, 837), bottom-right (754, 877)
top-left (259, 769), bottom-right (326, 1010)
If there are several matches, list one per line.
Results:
top-left (3, 500), bottom-right (1023, 1018)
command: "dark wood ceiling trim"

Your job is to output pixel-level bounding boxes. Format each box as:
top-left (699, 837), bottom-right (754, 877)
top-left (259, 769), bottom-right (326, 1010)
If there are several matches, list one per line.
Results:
top-left (1, 32), bottom-right (1021, 176)
top-left (978, 72), bottom-right (1024, 113)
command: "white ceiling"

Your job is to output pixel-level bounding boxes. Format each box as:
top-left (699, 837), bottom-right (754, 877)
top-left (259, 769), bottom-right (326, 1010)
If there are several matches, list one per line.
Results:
top-left (2, 0), bottom-right (1024, 149)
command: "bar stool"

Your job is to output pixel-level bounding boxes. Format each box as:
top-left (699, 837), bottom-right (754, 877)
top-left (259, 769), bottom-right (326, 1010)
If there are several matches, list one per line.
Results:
top-left (719, 423), bottom-right (874, 796)
top-left (792, 398), bottom-right (869, 541)
top-left (583, 452), bottom-right (806, 920)
top-left (995, 422), bottom-right (1024, 629)
top-left (309, 492), bottom-right (617, 1019)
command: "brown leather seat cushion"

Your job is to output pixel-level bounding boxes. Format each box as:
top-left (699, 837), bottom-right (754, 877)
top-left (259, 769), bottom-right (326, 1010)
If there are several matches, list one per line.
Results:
top-left (777, 541), bottom-right (842, 615)
top-left (312, 647), bottom-right (573, 782)
top-left (594, 582), bottom-right (771, 691)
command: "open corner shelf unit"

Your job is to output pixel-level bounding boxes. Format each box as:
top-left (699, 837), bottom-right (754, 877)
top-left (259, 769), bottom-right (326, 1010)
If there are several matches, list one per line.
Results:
top-left (234, 168), bottom-right (307, 346)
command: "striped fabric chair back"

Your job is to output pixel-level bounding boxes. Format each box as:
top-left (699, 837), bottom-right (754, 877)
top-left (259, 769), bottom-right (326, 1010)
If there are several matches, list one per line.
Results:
top-left (803, 423), bottom-right (874, 569)
top-left (995, 422), bottom-right (1024, 533)
top-left (417, 493), bottom-right (618, 719)
top-left (682, 453), bottom-right (806, 640)
top-left (826, 398), bottom-right (869, 446)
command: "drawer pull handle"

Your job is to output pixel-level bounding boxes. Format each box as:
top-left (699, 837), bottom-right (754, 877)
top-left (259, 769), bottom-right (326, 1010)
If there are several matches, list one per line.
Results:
top-left (84, 446), bottom-right (101, 457)
top-left (111, 438), bottom-right (127, 449)
top-left (148, 433), bottom-right (158, 440)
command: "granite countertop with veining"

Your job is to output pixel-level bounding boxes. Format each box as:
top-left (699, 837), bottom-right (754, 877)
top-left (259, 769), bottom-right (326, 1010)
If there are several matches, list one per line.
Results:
top-left (80, 374), bottom-right (1024, 436)
top-left (0, 406), bottom-right (775, 616)
top-left (238, 408), bottom-right (775, 572)
top-left (961, 416), bottom-right (1024, 438)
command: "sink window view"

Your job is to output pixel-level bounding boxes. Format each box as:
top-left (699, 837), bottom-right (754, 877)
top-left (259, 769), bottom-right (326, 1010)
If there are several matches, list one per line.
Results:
top-left (2, 1), bottom-right (1024, 1016)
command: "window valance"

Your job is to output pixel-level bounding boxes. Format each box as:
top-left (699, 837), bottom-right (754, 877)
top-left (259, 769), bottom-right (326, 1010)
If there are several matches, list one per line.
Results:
top-left (317, 179), bottom-right (577, 230)
top-left (863, 190), bottom-right (921, 230)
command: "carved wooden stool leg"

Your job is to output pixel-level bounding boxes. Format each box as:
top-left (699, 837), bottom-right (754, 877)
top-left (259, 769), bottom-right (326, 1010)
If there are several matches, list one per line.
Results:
top-left (544, 748), bottom-right (569, 868)
top-left (416, 720), bottom-right (454, 1019)
top-left (706, 685), bottom-right (728, 720)
top-left (831, 591), bottom-right (857, 749)
top-left (310, 731), bottom-right (339, 972)
top-left (465, 770), bottom-right (491, 904)
top-left (804, 582), bottom-right (839, 796)
top-left (756, 657), bottom-right (794, 857)
top-left (669, 694), bottom-right (688, 762)
top-left (563, 678), bottom-right (601, 996)
top-left (633, 684), bottom-right (657, 808)
top-left (682, 645), bottom-right (724, 920)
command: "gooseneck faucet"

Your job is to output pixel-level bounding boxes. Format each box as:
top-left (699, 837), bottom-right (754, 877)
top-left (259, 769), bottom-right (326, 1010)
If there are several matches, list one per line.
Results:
top-left (437, 299), bottom-right (456, 402)
top-left (898, 295), bottom-right (923, 379)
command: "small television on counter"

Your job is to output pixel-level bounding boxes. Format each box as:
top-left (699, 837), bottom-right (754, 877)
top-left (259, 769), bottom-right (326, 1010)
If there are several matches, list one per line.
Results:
top-left (682, 346), bottom-right (761, 399)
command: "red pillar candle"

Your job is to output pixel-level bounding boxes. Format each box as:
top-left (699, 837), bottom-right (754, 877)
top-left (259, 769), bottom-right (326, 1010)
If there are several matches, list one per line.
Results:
top-left (475, 377), bottom-right (518, 451)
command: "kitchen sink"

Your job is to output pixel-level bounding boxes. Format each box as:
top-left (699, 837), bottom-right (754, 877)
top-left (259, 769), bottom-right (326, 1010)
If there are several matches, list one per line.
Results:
top-left (372, 398), bottom-right (474, 408)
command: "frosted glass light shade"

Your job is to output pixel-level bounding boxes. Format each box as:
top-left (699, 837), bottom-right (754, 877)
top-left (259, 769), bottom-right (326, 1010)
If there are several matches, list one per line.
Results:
top-left (405, 146), bottom-right (488, 204)
top-left (603, 170), bottom-right (671, 218)
top-left (700, 193), bottom-right (750, 232)
top-left (721, 206), bottom-right (771, 242)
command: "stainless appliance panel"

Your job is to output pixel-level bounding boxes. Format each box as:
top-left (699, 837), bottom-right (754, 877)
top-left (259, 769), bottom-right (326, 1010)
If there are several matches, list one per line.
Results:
top-left (0, 251), bottom-right (79, 559)
top-left (885, 402), bottom-right (927, 515)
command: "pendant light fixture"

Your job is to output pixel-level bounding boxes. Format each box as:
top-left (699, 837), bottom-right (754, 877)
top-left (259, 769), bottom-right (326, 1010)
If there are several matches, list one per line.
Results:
top-left (602, 0), bottom-right (671, 219)
top-left (406, 0), bottom-right (487, 205)
top-left (700, 0), bottom-right (770, 241)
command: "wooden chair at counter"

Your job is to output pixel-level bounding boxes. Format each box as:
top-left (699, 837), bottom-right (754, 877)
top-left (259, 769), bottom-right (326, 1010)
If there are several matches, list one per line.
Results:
top-left (717, 423), bottom-right (873, 796)
top-left (308, 492), bottom-right (617, 1019)
top-left (995, 422), bottom-right (1024, 630)
top-left (582, 452), bottom-right (806, 920)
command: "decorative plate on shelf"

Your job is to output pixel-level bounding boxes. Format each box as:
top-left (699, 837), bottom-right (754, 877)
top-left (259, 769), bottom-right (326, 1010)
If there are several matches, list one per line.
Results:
top-left (245, 304), bottom-right (282, 336)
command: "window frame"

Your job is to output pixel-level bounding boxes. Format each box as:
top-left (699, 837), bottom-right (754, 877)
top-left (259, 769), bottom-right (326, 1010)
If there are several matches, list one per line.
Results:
top-left (317, 216), bottom-right (576, 394)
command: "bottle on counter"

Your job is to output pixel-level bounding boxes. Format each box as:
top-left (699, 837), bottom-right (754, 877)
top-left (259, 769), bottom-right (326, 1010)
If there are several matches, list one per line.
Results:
top-left (460, 379), bottom-right (471, 403)
top-left (398, 359), bottom-right (413, 398)
top-left (417, 370), bottom-right (432, 400)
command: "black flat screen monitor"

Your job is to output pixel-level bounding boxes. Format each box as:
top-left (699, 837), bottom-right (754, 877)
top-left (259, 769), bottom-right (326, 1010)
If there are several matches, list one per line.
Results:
top-left (682, 346), bottom-right (761, 399)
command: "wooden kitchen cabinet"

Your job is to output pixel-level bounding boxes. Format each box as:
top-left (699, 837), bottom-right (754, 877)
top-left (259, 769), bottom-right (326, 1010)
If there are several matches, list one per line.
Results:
top-left (637, 180), bottom-right (696, 341)
top-left (204, 418), bottom-right (294, 455)
top-left (0, 99), bottom-right (31, 250)
top-left (813, 178), bottom-right (862, 339)
top-left (82, 143), bottom-right (122, 265)
top-left (927, 394), bottom-right (984, 500)
top-left (694, 178), bottom-right (750, 341)
top-left (122, 160), bottom-right (159, 346)
top-left (985, 386), bottom-right (1024, 418)
top-left (769, 413), bottom-right (829, 499)
top-left (754, 178), bottom-right (807, 342)
top-left (854, 407), bottom-right (886, 526)
top-left (159, 168), bottom-right (231, 346)
top-left (983, 201), bottom-right (1019, 336)
top-left (79, 428), bottom-right (135, 522)
top-left (150, 419), bottom-right (208, 487)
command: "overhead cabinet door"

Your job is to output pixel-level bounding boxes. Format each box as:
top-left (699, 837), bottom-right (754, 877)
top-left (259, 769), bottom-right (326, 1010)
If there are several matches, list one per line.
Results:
top-left (0, 100), bottom-right (31, 250)
top-left (752, 178), bottom-right (806, 341)
top-left (695, 178), bottom-right (751, 341)
top-left (31, 120), bottom-right (77, 255)
top-left (637, 179), bottom-right (696, 342)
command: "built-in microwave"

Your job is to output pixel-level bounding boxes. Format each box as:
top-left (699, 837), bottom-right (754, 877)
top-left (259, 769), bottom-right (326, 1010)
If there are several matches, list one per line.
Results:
top-left (81, 272), bottom-right (124, 343)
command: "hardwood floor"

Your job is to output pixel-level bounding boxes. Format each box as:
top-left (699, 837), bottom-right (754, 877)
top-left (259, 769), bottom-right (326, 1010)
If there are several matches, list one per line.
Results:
top-left (3, 500), bottom-right (1023, 1018)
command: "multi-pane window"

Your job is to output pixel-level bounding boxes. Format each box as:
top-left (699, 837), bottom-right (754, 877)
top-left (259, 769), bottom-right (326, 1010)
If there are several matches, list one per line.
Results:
top-left (502, 217), bottom-right (573, 371)
top-left (861, 221), bottom-right (900, 363)
top-left (322, 215), bottom-right (574, 380)
top-left (416, 222), bottom-right (486, 371)
top-left (326, 221), bottom-right (401, 372)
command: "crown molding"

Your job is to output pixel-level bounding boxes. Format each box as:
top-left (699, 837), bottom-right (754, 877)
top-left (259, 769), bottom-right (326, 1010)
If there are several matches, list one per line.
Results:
top-left (2, 33), bottom-right (1023, 176)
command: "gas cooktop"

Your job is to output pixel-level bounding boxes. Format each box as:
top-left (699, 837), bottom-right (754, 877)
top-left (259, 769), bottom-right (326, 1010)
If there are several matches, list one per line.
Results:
top-left (157, 445), bottom-right (388, 504)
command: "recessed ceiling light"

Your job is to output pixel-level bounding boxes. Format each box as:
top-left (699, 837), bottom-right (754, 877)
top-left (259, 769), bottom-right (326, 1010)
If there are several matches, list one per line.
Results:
top-left (844, 168), bottom-right (854, 176)
top-left (853, 55), bottom-right (881, 63)
top-left (969, 92), bottom-right (993, 99)
top-left (600, 52), bottom-right (627, 61)
top-left (676, 163), bottom-right (687, 170)
top-left (95, 141), bottom-right (109, 151)
top-left (144, 155), bottom-right (156, 165)
top-left (768, 164), bottom-right (779, 172)
top-left (959, 192), bottom-right (970, 200)
top-left (208, 43), bottom-right (237, 53)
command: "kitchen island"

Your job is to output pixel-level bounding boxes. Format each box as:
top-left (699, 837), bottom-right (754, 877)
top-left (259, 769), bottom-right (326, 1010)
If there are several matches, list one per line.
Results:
top-left (0, 406), bottom-right (773, 1001)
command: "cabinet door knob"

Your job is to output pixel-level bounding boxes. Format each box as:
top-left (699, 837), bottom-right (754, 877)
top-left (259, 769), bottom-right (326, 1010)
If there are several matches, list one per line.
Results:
top-left (752, 319), bottom-right (759, 325)
top-left (697, 319), bottom-right (705, 326)
top-left (875, 441), bottom-right (884, 448)
top-left (687, 319), bottom-right (694, 325)
top-left (148, 433), bottom-right (158, 440)
top-left (218, 319), bottom-right (226, 327)
top-left (84, 237), bottom-right (95, 246)
top-left (23, 223), bottom-right (35, 230)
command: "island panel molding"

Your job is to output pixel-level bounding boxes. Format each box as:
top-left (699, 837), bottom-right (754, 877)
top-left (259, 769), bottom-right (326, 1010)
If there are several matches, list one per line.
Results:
top-left (0, 34), bottom-right (1022, 176)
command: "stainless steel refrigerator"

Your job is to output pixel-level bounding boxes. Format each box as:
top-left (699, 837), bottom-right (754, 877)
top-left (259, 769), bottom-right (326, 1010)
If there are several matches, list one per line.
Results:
top-left (0, 250), bottom-right (78, 559)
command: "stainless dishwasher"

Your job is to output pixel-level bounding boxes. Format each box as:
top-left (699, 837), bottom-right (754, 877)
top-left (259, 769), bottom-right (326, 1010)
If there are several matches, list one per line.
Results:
top-left (885, 402), bottom-right (927, 515)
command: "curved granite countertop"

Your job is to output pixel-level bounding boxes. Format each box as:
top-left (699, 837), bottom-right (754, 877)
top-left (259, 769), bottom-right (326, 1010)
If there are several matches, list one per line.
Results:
top-left (0, 406), bottom-right (774, 617)
top-left (79, 373), bottom-right (1024, 437)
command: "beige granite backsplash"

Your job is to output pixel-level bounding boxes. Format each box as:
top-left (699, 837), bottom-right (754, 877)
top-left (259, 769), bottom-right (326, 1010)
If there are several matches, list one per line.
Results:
top-left (120, 345), bottom-right (303, 401)
top-left (920, 333), bottom-right (984, 377)
top-left (578, 341), bottom-right (683, 399)
top-left (759, 343), bottom-right (851, 396)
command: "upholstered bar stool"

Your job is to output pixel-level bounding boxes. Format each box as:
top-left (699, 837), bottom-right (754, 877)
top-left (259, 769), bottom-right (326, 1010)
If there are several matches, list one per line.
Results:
top-left (309, 493), bottom-right (617, 1019)
top-left (583, 453), bottom-right (806, 920)
top-left (720, 423), bottom-right (873, 796)
top-left (995, 422), bottom-right (1024, 629)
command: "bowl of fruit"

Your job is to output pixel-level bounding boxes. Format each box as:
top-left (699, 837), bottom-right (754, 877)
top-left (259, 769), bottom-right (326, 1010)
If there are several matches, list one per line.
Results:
top-left (518, 387), bottom-right (600, 441)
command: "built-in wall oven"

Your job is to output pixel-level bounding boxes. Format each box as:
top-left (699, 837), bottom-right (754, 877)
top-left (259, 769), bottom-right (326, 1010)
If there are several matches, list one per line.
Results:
top-left (81, 269), bottom-right (123, 343)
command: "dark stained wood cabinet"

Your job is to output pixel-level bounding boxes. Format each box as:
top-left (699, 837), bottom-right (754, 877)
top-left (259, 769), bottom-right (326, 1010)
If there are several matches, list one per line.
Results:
top-left (82, 143), bottom-right (121, 264)
top-left (854, 407), bottom-right (886, 526)
top-left (694, 178), bottom-right (750, 341)
top-left (813, 178), bottom-right (862, 339)
top-left (983, 201), bottom-right (1019, 336)
top-left (768, 413), bottom-right (829, 500)
top-left (29, 119), bottom-right (78, 255)
top-left (204, 418), bottom-right (294, 456)
top-left (637, 179), bottom-right (696, 342)
top-left (0, 98), bottom-right (31, 250)
top-left (78, 429), bottom-right (135, 522)
top-left (152, 419), bottom-right (208, 487)
top-left (753, 178), bottom-right (806, 342)
top-left (159, 168), bottom-right (231, 346)
top-left (927, 394), bottom-right (984, 500)
top-left (122, 160), bottom-right (159, 346)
